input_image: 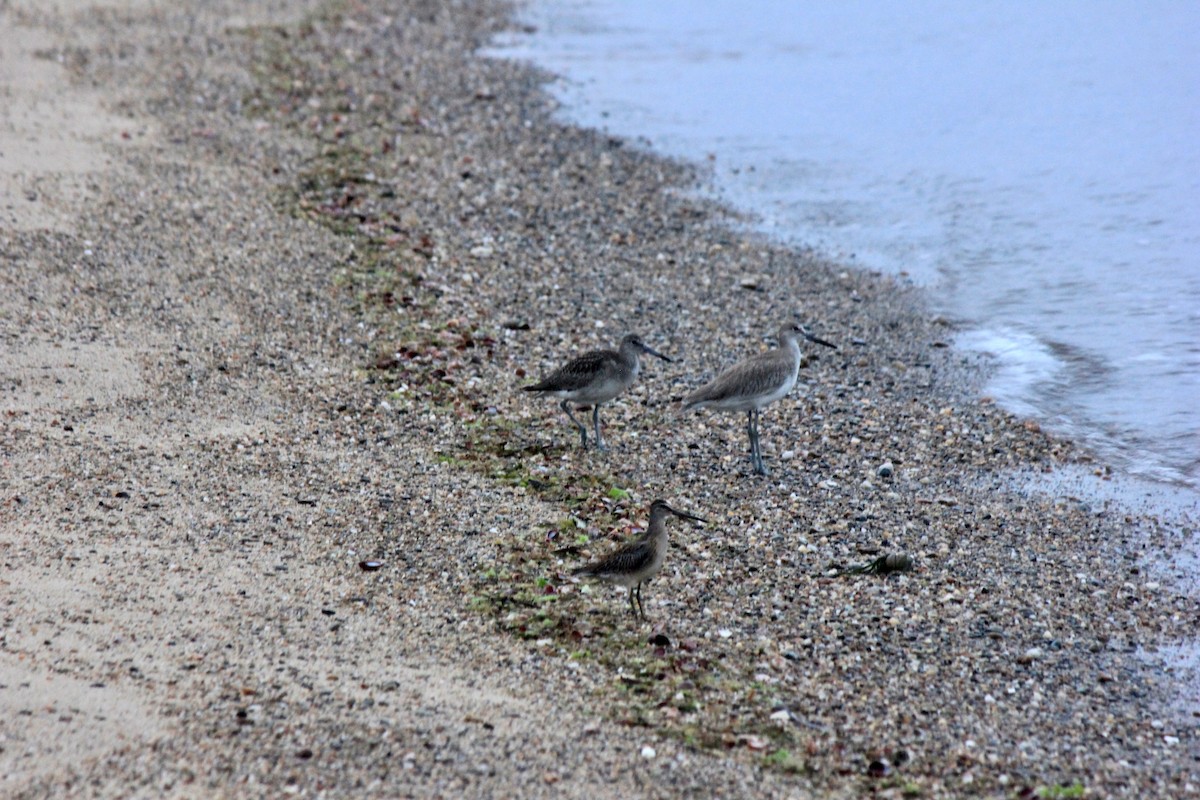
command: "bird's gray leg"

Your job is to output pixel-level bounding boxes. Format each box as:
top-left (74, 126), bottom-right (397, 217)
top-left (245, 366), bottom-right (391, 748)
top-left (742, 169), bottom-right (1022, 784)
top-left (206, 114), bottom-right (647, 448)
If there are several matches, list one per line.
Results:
top-left (635, 583), bottom-right (646, 619)
top-left (745, 410), bottom-right (755, 458)
top-left (758, 409), bottom-right (770, 475)
top-left (752, 408), bottom-right (761, 472)
top-left (752, 408), bottom-right (769, 476)
top-left (746, 409), bottom-right (760, 471)
top-left (560, 398), bottom-right (588, 449)
top-left (627, 586), bottom-right (638, 617)
top-left (592, 404), bottom-right (607, 451)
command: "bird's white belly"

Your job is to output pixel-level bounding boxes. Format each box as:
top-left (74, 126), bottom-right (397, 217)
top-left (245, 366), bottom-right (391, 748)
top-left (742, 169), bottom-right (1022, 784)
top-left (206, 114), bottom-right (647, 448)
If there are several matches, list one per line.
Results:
top-left (703, 373), bottom-right (797, 412)
top-left (557, 375), bottom-right (631, 404)
top-left (751, 378), bottom-right (796, 409)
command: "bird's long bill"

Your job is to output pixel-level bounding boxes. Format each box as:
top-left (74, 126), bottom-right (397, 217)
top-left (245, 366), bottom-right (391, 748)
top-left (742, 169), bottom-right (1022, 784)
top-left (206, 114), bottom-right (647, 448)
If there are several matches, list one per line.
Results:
top-left (643, 343), bottom-right (674, 363)
top-left (802, 328), bottom-right (837, 349)
top-left (666, 505), bottom-right (707, 524)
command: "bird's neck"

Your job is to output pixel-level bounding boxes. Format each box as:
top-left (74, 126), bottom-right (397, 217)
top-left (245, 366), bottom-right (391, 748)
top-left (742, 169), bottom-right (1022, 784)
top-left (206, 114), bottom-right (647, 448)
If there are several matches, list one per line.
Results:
top-left (780, 334), bottom-right (802, 361)
top-left (618, 343), bottom-right (642, 371)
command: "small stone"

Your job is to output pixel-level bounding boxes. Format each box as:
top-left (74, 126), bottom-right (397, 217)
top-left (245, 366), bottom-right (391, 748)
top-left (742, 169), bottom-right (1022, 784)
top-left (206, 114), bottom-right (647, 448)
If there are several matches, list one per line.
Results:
top-left (769, 709), bottom-right (791, 723)
top-left (469, 245), bottom-right (493, 258)
top-left (877, 462), bottom-right (894, 478)
top-left (717, 628), bottom-right (732, 639)
top-left (640, 745), bottom-right (656, 759)
top-left (1017, 647), bottom-right (1043, 665)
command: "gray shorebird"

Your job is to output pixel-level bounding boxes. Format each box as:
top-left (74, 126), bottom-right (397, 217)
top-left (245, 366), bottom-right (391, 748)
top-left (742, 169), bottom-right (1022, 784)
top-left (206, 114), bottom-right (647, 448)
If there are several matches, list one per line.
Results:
top-left (522, 333), bottom-right (672, 450)
top-left (572, 499), bottom-right (706, 619)
top-left (683, 322), bottom-right (835, 475)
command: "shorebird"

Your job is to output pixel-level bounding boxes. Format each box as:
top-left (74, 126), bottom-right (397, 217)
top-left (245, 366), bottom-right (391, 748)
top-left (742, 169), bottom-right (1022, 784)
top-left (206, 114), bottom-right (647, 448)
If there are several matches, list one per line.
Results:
top-left (572, 499), bottom-right (706, 619)
top-left (683, 322), bottom-right (835, 475)
top-left (522, 333), bottom-right (672, 450)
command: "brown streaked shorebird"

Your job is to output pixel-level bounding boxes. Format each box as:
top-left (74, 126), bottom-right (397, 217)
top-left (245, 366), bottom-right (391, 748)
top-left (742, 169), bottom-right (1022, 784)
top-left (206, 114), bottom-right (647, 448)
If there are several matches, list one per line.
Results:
top-left (683, 322), bottom-right (836, 476)
top-left (572, 499), bottom-right (706, 619)
top-left (522, 333), bottom-right (672, 451)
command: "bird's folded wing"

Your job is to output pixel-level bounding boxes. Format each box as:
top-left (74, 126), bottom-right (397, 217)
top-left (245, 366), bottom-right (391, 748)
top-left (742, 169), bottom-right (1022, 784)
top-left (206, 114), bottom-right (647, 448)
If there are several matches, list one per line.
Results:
top-left (687, 353), bottom-right (790, 404)
top-left (575, 540), bottom-right (653, 577)
top-left (528, 350), bottom-right (615, 392)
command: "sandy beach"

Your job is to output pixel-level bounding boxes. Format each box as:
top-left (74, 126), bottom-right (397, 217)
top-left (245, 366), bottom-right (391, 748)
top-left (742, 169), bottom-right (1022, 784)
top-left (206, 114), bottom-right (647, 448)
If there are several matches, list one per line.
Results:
top-left (2, 0), bottom-right (1197, 797)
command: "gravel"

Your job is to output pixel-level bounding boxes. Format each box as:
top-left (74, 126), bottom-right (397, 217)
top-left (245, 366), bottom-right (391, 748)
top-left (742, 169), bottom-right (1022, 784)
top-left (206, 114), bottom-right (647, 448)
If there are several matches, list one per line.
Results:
top-left (1, 0), bottom-right (1197, 797)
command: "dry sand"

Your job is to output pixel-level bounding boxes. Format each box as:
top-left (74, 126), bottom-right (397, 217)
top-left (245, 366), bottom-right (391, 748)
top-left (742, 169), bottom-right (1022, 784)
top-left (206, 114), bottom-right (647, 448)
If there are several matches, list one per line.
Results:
top-left (1, 1), bottom-right (1197, 797)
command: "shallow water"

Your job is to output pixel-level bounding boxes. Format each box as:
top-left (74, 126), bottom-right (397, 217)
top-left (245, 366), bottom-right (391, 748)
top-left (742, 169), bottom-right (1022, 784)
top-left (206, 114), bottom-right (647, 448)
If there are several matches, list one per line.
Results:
top-left (490, 0), bottom-right (1200, 493)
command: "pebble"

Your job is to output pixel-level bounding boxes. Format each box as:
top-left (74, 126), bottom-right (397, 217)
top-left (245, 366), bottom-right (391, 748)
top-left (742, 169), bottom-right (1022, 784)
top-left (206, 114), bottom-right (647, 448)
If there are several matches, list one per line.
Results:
top-left (1018, 647), bottom-right (1044, 665)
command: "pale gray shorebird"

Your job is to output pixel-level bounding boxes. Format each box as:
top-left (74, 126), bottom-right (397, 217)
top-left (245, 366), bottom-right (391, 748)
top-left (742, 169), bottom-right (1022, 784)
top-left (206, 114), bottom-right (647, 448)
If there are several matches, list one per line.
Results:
top-left (683, 322), bottom-right (836, 476)
top-left (572, 499), bottom-right (706, 619)
top-left (522, 333), bottom-right (672, 450)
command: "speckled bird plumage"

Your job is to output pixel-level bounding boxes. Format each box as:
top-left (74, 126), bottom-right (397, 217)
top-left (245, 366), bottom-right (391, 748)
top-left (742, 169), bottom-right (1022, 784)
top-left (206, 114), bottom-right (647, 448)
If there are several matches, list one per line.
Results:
top-left (524, 347), bottom-right (637, 404)
top-left (572, 499), bottom-right (706, 619)
top-left (523, 333), bottom-right (671, 450)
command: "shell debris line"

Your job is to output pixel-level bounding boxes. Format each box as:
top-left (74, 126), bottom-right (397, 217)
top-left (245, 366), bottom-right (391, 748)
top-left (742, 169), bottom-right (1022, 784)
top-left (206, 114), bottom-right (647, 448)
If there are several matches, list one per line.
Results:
top-left (242, 2), bottom-right (1198, 796)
